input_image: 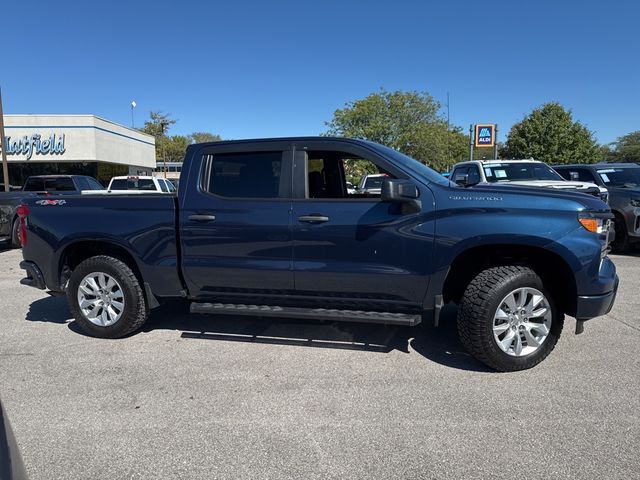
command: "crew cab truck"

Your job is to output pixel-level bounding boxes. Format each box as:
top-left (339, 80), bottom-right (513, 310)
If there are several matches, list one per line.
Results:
top-left (18, 138), bottom-right (618, 371)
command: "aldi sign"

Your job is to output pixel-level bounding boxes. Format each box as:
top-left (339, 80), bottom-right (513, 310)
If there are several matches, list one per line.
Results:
top-left (474, 124), bottom-right (495, 148)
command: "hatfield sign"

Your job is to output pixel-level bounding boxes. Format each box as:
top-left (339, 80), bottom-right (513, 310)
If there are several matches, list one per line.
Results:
top-left (1, 133), bottom-right (66, 160)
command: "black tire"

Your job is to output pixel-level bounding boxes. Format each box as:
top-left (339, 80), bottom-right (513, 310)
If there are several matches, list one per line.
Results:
top-left (611, 213), bottom-right (629, 253)
top-left (457, 266), bottom-right (564, 372)
top-left (10, 217), bottom-right (20, 249)
top-left (67, 255), bottom-right (149, 338)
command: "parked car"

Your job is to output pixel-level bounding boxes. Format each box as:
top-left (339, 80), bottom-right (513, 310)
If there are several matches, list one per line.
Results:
top-left (0, 175), bottom-right (103, 248)
top-left (450, 159), bottom-right (609, 203)
top-left (18, 137), bottom-right (617, 371)
top-left (357, 173), bottom-right (390, 195)
top-left (108, 175), bottom-right (176, 193)
top-left (554, 163), bottom-right (640, 251)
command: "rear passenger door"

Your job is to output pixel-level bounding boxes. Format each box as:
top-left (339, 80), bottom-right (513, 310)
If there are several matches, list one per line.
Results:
top-left (180, 142), bottom-right (294, 300)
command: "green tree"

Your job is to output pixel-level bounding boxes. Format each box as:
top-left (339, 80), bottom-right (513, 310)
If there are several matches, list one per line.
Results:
top-left (158, 135), bottom-right (191, 162)
top-left (501, 103), bottom-right (599, 164)
top-left (325, 89), bottom-right (468, 172)
top-left (608, 131), bottom-right (640, 163)
top-left (190, 132), bottom-right (222, 144)
top-left (140, 111), bottom-right (177, 160)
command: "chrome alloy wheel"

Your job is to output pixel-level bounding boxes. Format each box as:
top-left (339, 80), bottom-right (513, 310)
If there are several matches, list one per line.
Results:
top-left (493, 287), bottom-right (552, 357)
top-left (77, 272), bottom-right (125, 327)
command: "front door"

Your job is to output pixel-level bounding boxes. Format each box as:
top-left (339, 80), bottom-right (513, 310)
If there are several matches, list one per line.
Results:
top-left (290, 141), bottom-right (435, 311)
top-left (180, 143), bottom-right (294, 300)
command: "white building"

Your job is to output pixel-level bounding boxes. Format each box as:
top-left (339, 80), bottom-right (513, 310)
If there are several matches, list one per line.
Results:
top-left (1, 114), bottom-right (156, 186)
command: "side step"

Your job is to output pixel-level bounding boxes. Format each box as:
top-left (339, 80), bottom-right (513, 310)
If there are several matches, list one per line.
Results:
top-left (190, 302), bottom-right (422, 326)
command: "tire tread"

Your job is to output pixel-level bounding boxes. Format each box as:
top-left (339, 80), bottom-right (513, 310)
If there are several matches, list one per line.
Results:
top-left (457, 265), bottom-right (563, 372)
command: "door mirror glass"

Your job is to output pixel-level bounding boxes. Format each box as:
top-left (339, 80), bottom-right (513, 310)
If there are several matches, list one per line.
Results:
top-left (454, 173), bottom-right (470, 186)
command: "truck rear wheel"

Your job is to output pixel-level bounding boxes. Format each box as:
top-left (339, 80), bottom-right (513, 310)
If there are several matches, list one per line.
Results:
top-left (67, 255), bottom-right (149, 338)
top-left (457, 266), bottom-right (564, 372)
top-left (11, 218), bottom-right (20, 248)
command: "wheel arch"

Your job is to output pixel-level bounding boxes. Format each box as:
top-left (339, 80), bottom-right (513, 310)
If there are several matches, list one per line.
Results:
top-left (441, 244), bottom-right (578, 317)
top-left (58, 239), bottom-right (143, 289)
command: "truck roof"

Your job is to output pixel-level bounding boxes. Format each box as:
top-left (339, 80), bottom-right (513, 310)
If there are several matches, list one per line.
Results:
top-left (188, 136), bottom-right (381, 149)
top-left (459, 159), bottom-right (542, 164)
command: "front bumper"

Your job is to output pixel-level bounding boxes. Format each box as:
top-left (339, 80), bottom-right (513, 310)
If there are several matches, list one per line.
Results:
top-left (19, 261), bottom-right (46, 290)
top-left (575, 275), bottom-right (619, 320)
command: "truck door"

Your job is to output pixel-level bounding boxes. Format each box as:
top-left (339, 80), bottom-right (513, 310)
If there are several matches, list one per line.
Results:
top-left (179, 143), bottom-right (294, 300)
top-left (290, 141), bottom-right (435, 310)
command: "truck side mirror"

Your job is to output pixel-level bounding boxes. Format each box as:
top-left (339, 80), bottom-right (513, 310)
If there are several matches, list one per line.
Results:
top-left (381, 179), bottom-right (422, 214)
top-left (454, 173), bottom-right (470, 186)
top-left (569, 171), bottom-right (579, 181)
top-left (381, 179), bottom-right (419, 202)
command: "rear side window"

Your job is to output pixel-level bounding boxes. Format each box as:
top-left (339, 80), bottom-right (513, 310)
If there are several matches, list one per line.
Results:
top-left (204, 152), bottom-right (284, 198)
top-left (86, 177), bottom-right (104, 189)
top-left (23, 178), bottom-right (45, 191)
top-left (75, 177), bottom-right (90, 191)
top-left (158, 180), bottom-right (168, 192)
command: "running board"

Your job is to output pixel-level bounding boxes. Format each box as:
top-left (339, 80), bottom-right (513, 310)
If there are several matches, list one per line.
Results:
top-left (190, 302), bottom-right (422, 326)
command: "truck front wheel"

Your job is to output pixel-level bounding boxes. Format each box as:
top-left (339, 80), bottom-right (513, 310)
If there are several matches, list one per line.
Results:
top-left (67, 255), bottom-right (149, 338)
top-left (457, 266), bottom-right (564, 372)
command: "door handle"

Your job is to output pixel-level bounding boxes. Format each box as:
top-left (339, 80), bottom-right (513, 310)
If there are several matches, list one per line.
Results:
top-left (298, 214), bottom-right (329, 223)
top-left (188, 214), bottom-right (216, 222)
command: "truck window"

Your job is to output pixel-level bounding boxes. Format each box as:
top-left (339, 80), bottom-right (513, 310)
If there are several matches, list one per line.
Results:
top-left (23, 178), bottom-right (45, 191)
top-left (110, 178), bottom-right (156, 190)
top-left (86, 177), bottom-right (104, 190)
top-left (44, 177), bottom-right (75, 191)
top-left (306, 151), bottom-right (391, 199)
top-left (204, 151), bottom-right (284, 198)
top-left (158, 179), bottom-right (169, 192)
top-left (75, 177), bottom-right (90, 191)
top-left (574, 169), bottom-right (596, 183)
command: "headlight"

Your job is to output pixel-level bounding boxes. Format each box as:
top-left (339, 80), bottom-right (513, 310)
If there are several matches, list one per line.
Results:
top-left (630, 198), bottom-right (640, 207)
top-left (578, 213), bottom-right (612, 235)
top-left (579, 217), bottom-right (606, 234)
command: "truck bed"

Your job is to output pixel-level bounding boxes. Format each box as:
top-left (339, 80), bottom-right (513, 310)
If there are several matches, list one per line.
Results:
top-left (21, 193), bottom-right (183, 297)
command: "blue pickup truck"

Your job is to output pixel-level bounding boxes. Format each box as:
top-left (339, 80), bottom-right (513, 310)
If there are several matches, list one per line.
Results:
top-left (18, 138), bottom-right (618, 371)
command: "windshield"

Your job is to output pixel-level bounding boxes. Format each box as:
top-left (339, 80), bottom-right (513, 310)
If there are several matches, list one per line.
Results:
top-left (483, 162), bottom-right (564, 182)
top-left (596, 167), bottom-right (640, 187)
top-left (370, 142), bottom-right (450, 186)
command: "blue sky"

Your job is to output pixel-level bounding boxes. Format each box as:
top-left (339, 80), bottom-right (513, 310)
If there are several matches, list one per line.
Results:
top-left (2, 0), bottom-right (638, 144)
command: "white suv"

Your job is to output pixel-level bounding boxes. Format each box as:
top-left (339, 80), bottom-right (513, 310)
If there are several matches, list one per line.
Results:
top-left (450, 159), bottom-right (608, 203)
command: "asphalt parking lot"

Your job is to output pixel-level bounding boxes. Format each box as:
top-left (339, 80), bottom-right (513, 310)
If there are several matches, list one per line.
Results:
top-left (0, 248), bottom-right (638, 480)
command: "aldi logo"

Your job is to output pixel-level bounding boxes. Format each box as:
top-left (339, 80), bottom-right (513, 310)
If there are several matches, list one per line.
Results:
top-left (475, 124), bottom-right (495, 148)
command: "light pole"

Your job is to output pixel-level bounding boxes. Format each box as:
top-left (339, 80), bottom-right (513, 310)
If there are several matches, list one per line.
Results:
top-left (0, 88), bottom-right (9, 192)
top-left (130, 101), bottom-right (137, 128)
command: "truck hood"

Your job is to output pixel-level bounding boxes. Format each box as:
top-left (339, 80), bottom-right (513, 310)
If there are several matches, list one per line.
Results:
top-left (498, 180), bottom-right (604, 191)
top-left (469, 183), bottom-right (609, 211)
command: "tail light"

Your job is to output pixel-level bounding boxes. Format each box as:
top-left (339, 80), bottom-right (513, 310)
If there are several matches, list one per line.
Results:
top-left (16, 204), bottom-right (29, 246)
